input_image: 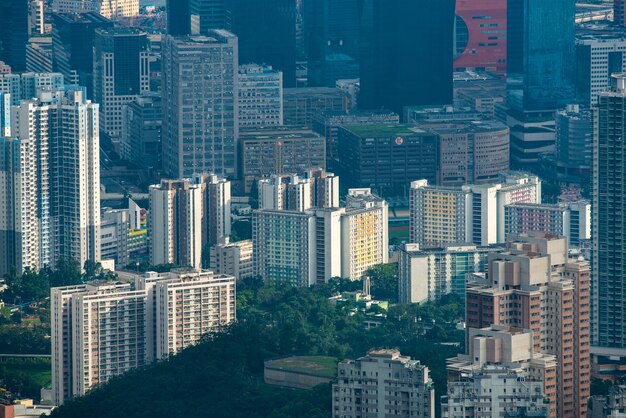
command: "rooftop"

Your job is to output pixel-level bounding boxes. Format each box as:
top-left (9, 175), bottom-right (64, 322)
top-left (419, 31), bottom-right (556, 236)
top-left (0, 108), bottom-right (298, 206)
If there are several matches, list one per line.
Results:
top-left (342, 124), bottom-right (428, 137)
top-left (265, 356), bottom-right (338, 378)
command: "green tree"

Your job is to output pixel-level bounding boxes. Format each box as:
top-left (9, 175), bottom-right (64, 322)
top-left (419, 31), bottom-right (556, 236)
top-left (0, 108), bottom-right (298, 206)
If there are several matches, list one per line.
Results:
top-left (366, 263), bottom-right (398, 301)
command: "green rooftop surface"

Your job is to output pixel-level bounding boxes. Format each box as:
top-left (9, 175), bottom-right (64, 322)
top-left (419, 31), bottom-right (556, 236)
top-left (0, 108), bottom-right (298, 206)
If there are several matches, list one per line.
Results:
top-left (342, 124), bottom-right (426, 137)
top-left (266, 356), bottom-right (338, 378)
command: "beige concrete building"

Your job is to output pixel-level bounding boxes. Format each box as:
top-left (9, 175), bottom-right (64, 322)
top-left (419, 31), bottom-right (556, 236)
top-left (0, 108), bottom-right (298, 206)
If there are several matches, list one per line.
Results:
top-left (332, 349), bottom-right (434, 418)
top-left (210, 239), bottom-right (253, 280)
top-left (51, 269), bottom-right (236, 405)
top-left (444, 325), bottom-right (557, 417)
top-left (466, 233), bottom-right (591, 418)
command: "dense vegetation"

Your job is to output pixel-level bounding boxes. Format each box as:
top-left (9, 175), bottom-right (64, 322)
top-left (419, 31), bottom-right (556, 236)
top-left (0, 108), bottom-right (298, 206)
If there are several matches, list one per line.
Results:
top-left (49, 269), bottom-right (464, 418)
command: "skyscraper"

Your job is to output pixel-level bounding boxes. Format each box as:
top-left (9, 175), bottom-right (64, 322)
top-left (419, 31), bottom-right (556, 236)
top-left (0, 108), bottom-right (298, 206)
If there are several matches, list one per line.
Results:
top-left (166, 0), bottom-right (191, 35)
top-left (358, 0), bottom-right (455, 115)
top-left (161, 32), bottom-right (238, 178)
top-left (190, 0), bottom-right (227, 34)
top-left (149, 179), bottom-right (204, 269)
top-left (507, 0), bottom-right (575, 111)
top-left (0, 87), bottom-right (101, 275)
top-left (616, 0), bottom-right (626, 27)
top-left (52, 12), bottom-right (113, 93)
top-left (466, 234), bottom-right (590, 418)
top-left (304, 0), bottom-right (362, 87)
top-left (227, 0), bottom-right (298, 87)
top-left (93, 27), bottom-right (149, 139)
top-left (0, 0), bottom-right (29, 71)
top-left (593, 73), bottom-right (626, 352)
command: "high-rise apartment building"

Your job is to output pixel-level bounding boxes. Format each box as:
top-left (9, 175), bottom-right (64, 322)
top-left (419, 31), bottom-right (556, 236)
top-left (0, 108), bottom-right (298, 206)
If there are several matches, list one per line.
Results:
top-left (228, 0), bottom-right (298, 87)
top-left (52, 0), bottom-right (139, 18)
top-left (237, 64), bottom-right (283, 129)
top-left (51, 269), bottom-right (236, 404)
top-left (253, 174), bottom-right (386, 286)
top-left (505, 200), bottom-right (591, 246)
top-left (100, 207), bottom-right (130, 268)
top-left (0, 0), bottom-right (29, 72)
top-left (341, 189), bottom-right (388, 280)
top-left (332, 349), bottom-right (435, 418)
top-left (466, 233), bottom-right (591, 418)
top-left (443, 325), bottom-right (556, 418)
top-left (52, 12), bottom-right (113, 93)
top-left (453, 0), bottom-right (507, 74)
top-left (409, 173), bottom-right (541, 247)
top-left (359, 0), bottom-right (454, 115)
top-left (239, 127), bottom-right (326, 193)
top-left (149, 179), bottom-right (203, 269)
top-left (162, 32), bottom-right (238, 178)
top-left (593, 73), bottom-right (626, 354)
top-left (0, 72), bottom-right (65, 105)
top-left (0, 87), bottom-right (101, 275)
top-left (29, 0), bottom-right (46, 35)
top-left (210, 238), bottom-right (253, 280)
top-left (398, 243), bottom-right (506, 304)
top-left (202, 174), bottom-right (231, 247)
top-left (94, 27), bottom-right (149, 139)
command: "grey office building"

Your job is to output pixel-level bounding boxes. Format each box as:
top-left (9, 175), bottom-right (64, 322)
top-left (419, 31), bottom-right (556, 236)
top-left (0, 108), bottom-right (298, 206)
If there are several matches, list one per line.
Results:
top-left (162, 31), bottom-right (239, 179)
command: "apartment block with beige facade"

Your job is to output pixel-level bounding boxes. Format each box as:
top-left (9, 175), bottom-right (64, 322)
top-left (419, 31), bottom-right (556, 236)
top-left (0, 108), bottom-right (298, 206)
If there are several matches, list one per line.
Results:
top-left (444, 325), bottom-right (556, 417)
top-left (210, 238), bottom-right (253, 280)
top-left (51, 269), bottom-right (236, 405)
top-left (465, 233), bottom-right (590, 418)
top-left (333, 349), bottom-right (435, 418)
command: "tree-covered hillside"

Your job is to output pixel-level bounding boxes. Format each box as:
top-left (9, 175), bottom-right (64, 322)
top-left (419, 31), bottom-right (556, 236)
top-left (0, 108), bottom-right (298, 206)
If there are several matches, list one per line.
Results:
top-left (49, 273), bottom-right (464, 418)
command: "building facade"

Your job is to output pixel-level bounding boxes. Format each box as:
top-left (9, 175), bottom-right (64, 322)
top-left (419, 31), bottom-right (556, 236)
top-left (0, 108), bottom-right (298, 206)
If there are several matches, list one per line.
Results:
top-left (93, 27), bottom-right (149, 140)
top-left (240, 127), bottom-right (326, 193)
top-left (52, 0), bottom-right (139, 18)
top-left (338, 124), bottom-right (439, 194)
top-left (161, 32), bottom-right (238, 179)
top-left (332, 349), bottom-right (435, 418)
top-left (121, 93), bottom-right (162, 168)
top-left (51, 269), bottom-right (235, 404)
top-left (283, 87), bottom-right (351, 127)
top-left (210, 239), bottom-right (253, 280)
top-left (453, 0), bottom-right (507, 74)
top-left (398, 243), bottom-right (505, 304)
top-left (359, 0), bottom-right (454, 115)
top-left (466, 234), bottom-right (591, 418)
top-left (409, 173), bottom-right (541, 248)
top-left (593, 73), bottom-right (626, 354)
top-left (238, 64), bottom-right (283, 129)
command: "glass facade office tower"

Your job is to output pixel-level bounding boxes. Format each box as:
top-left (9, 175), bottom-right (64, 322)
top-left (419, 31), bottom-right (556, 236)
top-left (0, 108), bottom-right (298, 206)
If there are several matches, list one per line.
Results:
top-left (359, 0), bottom-right (455, 116)
top-left (507, 0), bottom-right (575, 111)
top-left (190, 0), bottom-right (226, 34)
top-left (304, 0), bottom-right (362, 87)
top-left (593, 74), bottom-right (626, 350)
top-left (52, 12), bottom-right (113, 96)
top-left (93, 27), bottom-right (149, 139)
top-left (161, 31), bottom-right (238, 179)
top-left (167, 0), bottom-right (191, 35)
top-left (227, 0), bottom-right (298, 87)
top-left (0, 0), bottom-right (29, 71)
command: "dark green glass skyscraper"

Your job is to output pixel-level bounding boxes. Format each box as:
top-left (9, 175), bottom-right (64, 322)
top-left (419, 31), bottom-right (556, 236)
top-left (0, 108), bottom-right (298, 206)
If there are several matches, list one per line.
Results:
top-left (358, 0), bottom-right (455, 116)
top-left (0, 0), bottom-right (29, 71)
top-left (507, 0), bottom-right (576, 111)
